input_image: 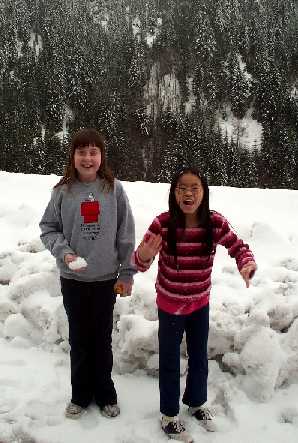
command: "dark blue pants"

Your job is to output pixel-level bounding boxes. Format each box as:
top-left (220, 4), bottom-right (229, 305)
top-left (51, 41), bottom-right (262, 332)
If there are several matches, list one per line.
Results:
top-left (158, 304), bottom-right (209, 417)
top-left (61, 277), bottom-right (117, 408)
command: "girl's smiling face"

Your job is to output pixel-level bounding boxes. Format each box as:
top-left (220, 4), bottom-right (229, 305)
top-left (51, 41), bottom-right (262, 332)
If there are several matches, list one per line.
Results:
top-left (74, 144), bottom-right (101, 182)
top-left (174, 173), bottom-right (204, 216)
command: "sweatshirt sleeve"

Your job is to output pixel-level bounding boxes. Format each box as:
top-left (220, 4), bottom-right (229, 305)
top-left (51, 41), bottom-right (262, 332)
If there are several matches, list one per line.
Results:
top-left (213, 212), bottom-right (255, 271)
top-left (115, 182), bottom-right (136, 282)
top-left (39, 189), bottom-right (75, 262)
top-left (133, 215), bottom-right (162, 272)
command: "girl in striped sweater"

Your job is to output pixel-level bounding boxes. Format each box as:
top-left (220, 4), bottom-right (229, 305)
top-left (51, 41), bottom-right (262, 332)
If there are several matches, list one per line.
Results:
top-left (134, 168), bottom-right (256, 442)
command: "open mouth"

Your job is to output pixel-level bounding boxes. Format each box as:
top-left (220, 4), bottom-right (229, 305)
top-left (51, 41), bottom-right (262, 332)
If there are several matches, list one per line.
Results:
top-left (183, 199), bottom-right (194, 206)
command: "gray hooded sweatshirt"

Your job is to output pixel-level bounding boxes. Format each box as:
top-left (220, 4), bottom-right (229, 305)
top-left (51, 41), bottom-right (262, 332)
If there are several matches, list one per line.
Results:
top-left (39, 178), bottom-right (136, 283)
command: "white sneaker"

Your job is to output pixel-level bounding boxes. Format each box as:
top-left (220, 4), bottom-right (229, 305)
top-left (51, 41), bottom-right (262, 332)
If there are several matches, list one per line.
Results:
top-left (161, 415), bottom-right (194, 442)
top-left (100, 404), bottom-right (120, 418)
top-left (189, 406), bottom-right (217, 432)
top-left (65, 402), bottom-right (85, 419)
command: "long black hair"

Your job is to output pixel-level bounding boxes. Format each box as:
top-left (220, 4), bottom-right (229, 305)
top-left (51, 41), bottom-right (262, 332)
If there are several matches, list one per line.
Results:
top-left (167, 167), bottom-right (214, 259)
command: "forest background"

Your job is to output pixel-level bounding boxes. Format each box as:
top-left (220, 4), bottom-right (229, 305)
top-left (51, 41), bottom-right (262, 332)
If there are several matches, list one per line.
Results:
top-left (1, 0), bottom-right (297, 188)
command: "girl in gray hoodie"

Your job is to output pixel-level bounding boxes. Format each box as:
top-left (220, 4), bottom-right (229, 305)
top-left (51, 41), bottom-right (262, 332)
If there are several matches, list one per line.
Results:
top-left (40, 128), bottom-right (135, 419)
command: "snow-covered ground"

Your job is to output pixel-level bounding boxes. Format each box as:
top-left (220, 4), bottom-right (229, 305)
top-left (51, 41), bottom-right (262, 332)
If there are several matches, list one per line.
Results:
top-left (0, 171), bottom-right (298, 443)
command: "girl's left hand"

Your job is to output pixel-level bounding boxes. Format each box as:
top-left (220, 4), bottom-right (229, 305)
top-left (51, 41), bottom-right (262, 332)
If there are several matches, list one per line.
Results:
top-left (114, 280), bottom-right (132, 297)
top-left (240, 261), bottom-right (257, 288)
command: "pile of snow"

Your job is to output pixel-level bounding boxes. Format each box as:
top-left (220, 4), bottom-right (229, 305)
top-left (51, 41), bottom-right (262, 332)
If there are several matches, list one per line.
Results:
top-left (0, 171), bottom-right (297, 442)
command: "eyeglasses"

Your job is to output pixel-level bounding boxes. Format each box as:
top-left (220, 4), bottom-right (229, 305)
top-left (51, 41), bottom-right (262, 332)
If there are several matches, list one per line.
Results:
top-left (175, 185), bottom-right (201, 195)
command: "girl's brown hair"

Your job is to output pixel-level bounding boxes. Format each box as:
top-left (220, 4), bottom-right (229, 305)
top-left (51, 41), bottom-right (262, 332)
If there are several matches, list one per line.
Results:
top-left (54, 128), bottom-right (114, 189)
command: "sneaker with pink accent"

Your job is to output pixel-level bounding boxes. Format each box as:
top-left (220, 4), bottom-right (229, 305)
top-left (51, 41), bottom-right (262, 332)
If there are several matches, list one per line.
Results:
top-left (161, 415), bottom-right (194, 442)
top-left (189, 405), bottom-right (217, 432)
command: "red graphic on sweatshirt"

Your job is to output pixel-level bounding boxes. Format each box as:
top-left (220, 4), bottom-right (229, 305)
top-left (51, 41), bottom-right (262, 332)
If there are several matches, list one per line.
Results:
top-left (81, 201), bottom-right (100, 223)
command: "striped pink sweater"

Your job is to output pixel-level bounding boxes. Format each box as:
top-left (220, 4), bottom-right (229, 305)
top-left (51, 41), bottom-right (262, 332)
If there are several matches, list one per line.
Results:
top-left (134, 211), bottom-right (255, 315)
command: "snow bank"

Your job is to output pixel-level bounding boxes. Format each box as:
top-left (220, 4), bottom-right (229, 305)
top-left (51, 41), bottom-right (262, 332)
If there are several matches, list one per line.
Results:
top-left (0, 171), bottom-right (297, 411)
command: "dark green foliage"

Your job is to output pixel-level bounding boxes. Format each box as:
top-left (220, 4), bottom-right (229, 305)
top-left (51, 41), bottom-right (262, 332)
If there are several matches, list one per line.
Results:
top-left (0, 0), bottom-right (297, 189)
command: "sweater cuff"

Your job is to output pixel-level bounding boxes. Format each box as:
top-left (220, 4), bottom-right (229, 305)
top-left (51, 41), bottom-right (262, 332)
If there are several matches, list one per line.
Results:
top-left (238, 256), bottom-right (255, 271)
top-left (117, 273), bottom-right (134, 284)
top-left (60, 248), bottom-right (76, 263)
top-left (134, 250), bottom-right (153, 271)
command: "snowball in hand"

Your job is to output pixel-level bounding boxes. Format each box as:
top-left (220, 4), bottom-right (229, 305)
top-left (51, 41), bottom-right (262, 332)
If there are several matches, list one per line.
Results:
top-left (68, 257), bottom-right (87, 270)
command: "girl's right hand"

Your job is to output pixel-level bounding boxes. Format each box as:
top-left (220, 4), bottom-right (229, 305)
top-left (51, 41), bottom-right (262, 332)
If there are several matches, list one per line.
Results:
top-left (64, 254), bottom-right (86, 272)
top-left (64, 253), bottom-right (77, 266)
top-left (137, 233), bottom-right (162, 262)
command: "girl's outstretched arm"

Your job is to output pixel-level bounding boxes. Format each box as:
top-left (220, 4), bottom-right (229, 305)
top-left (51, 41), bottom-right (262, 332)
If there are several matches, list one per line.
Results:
top-left (138, 233), bottom-right (162, 262)
top-left (214, 212), bottom-right (257, 288)
top-left (239, 261), bottom-right (257, 288)
top-left (133, 216), bottom-right (163, 272)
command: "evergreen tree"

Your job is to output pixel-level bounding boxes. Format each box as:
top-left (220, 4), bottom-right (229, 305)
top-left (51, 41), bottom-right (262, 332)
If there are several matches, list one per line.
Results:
top-left (208, 127), bottom-right (229, 186)
top-left (0, 0), bottom-right (297, 188)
